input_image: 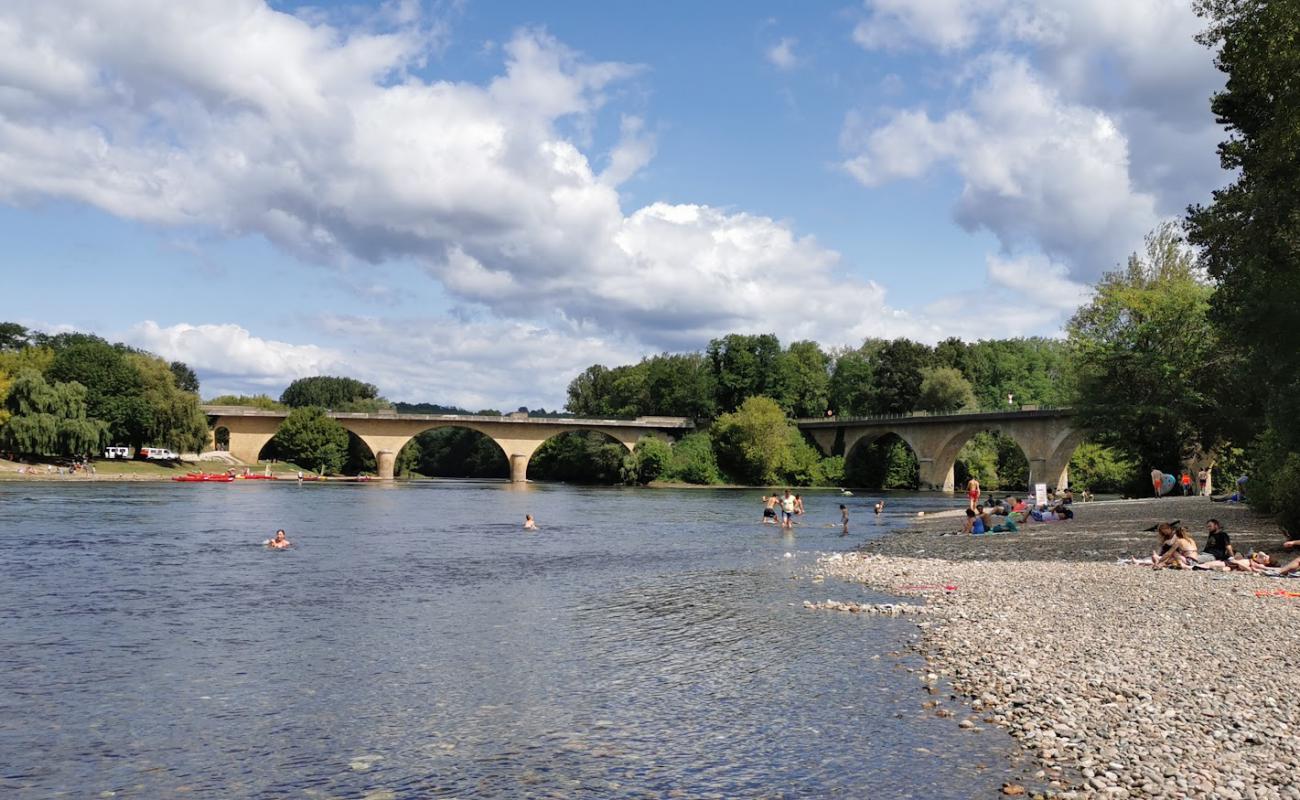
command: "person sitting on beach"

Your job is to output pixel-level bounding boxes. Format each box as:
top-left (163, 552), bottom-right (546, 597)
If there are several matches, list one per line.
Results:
top-left (266, 530), bottom-right (292, 550)
top-left (988, 514), bottom-right (1019, 533)
top-left (1061, 488), bottom-right (1075, 504)
top-left (1011, 497), bottom-right (1027, 512)
top-left (1202, 519), bottom-right (1233, 562)
top-left (1153, 526), bottom-right (1198, 569)
top-left (524, 514), bottom-right (537, 531)
top-left (962, 508), bottom-right (981, 535)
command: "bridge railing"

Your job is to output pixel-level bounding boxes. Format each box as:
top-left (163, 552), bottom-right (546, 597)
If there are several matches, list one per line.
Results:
top-left (794, 406), bottom-right (1071, 425)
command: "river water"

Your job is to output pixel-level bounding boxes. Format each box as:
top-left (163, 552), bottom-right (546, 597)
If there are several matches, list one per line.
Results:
top-left (0, 482), bottom-right (1028, 798)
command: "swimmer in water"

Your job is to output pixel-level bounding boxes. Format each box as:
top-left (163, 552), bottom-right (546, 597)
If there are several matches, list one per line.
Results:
top-left (524, 514), bottom-right (537, 531)
top-left (874, 501), bottom-right (884, 515)
top-left (266, 529), bottom-right (292, 549)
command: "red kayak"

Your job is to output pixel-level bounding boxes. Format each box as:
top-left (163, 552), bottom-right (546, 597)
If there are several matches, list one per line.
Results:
top-left (172, 473), bottom-right (235, 483)
top-left (240, 474), bottom-right (279, 480)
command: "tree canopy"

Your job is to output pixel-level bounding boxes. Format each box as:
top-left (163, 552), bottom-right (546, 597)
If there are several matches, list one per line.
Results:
top-left (280, 376), bottom-right (385, 410)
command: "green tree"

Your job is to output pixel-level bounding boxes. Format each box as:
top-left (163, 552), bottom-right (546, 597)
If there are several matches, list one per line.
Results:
top-left (46, 335), bottom-right (150, 446)
top-left (280, 376), bottom-right (384, 410)
top-left (0, 322), bottom-right (33, 351)
top-left (642, 353), bottom-right (717, 419)
top-left (127, 354), bottom-right (209, 454)
top-left (869, 338), bottom-right (933, 414)
top-left (631, 437), bottom-right (673, 484)
top-left (1068, 223), bottom-right (1224, 473)
top-left (566, 365), bottom-right (617, 416)
top-left (1068, 442), bottom-right (1137, 494)
top-left (270, 407), bottom-right (349, 474)
top-left (664, 432), bottom-right (722, 484)
top-left (529, 432), bottom-right (628, 483)
top-left (964, 338), bottom-right (1075, 409)
top-left (828, 347), bottom-right (875, 416)
top-left (774, 340), bottom-right (831, 418)
top-left (1186, 0), bottom-right (1300, 526)
top-left (0, 369), bottom-right (108, 456)
top-left (169, 361), bottom-right (200, 394)
top-left (710, 396), bottom-right (792, 485)
top-left (206, 394), bottom-right (287, 410)
top-left (707, 333), bottom-right (783, 413)
top-left (916, 367), bottom-right (977, 412)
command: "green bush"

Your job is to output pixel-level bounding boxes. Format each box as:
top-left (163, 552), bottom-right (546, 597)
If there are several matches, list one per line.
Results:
top-left (1068, 442), bottom-right (1137, 494)
top-left (632, 437), bottom-right (672, 484)
top-left (664, 432), bottom-right (721, 485)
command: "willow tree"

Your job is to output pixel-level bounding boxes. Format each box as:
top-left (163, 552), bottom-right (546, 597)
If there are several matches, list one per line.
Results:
top-left (1, 369), bottom-right (108, 456)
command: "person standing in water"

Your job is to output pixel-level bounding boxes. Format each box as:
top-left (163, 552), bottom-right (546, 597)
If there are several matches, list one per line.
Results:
top-left (840, 504), bottom-right (849, 536)
top-left (524, 514), bottom-right (537, 531)
top-left (781, 490), bottom-right (796, 530)
top-left (762, 494), bottom-right (779, 524)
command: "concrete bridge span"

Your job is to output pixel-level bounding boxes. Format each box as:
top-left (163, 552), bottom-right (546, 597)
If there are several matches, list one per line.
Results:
top-left (797, 408), bottom-right (1084, 492)
top-left (202, 406), bottom-right (693, 482)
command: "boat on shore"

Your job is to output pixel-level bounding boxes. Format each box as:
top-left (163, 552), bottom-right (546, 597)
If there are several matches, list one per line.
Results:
top-left (172, 473), bottom-right (235, 483)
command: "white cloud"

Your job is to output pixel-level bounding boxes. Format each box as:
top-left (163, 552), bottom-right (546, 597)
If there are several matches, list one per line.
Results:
top-left (843, 55), bottom-right (1159, 277)
top-left (920, 252), bottom-right (1091, 340)
top-left (765, 37), bottom-right (799, 70)
top-left (124, 321), bottom-right (348, 393)
top-left (846, 0), bottom-right (1224, 281)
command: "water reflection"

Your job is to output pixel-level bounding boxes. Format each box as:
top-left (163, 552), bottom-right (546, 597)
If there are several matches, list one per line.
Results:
top-left (0, 482), bottom-right (1022, 798)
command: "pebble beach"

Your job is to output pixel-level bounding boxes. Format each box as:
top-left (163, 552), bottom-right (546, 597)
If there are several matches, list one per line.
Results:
top-left (818, 496), bottom-right (1300, 799)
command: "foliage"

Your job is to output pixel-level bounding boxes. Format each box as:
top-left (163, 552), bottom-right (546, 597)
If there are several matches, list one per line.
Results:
top-left (631, 437), bottom-right (673, 484)
top-left (0, 346), bottom-right (55, 378)
top-left (917, 367), bottom-right (977, 413)
top-left (710, 396), bottom-right (793, 485)
top-left (529, 432), bottom-right (629, 484)
top-left (818, 455), bottom-right (845, 485)
top-left (0, 322), bottom-right (34, 351)
top-left (1241, 430), bottom-right (1300, 532)
top-left (270, 407), bottom-right (349, 474)
top-left (1068, 442), bottom-right (1138, 494)
top-left (280, 376), bottom-right (385, 410)
top-left (663, 432), bottom-right (722, 485)
top-left (706, 334), bottom-right (783, 413)
top-left (169, 361), bottom-right (200, 394)
top-left (869, 338), bottom-right (932, 414)
top-left (0, 369), bottom-right (108, 456)
top-left (127, 354), bottom-right (209, 453)
top-left (845, 434), bottom-right (919, 489)
top-left (953, 432), bottom-right (1030, 491)
top-left (774, 340), bottom-right (831, 418)
top-left (206, 394), bottom-right (287, 410)
top-left (1068, 223), bottom-right (1224, 471)
top-left (400, 427), bottom-right (508, 478)
top-left (827, 346), bottom-right (875, 416)
top-left (46, 334), bottom-right (150, 444)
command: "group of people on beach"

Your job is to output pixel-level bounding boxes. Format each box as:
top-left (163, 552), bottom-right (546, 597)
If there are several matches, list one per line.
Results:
top-left (1143, 519), bottom-right (1300, 574)
top-left (960, 495), bottom-right (1075, 535)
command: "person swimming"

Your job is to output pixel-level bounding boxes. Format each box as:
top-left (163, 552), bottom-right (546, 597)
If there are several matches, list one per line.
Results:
top-left (873, 501), bottom-right (884, 515)
top-left (523, 514), bottom-right (537, 531)
top-left (266, 529), bottom-right (292, 549)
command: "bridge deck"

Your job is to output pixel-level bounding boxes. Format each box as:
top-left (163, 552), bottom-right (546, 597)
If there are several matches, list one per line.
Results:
top-left (795, 407), bottom-right (1072, 428)
top-left (201, 405), bottom-right (694, 429)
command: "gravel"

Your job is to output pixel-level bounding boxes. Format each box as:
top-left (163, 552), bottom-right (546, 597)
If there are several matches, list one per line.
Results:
top-left (818, 496), bottom-right (1300, 799)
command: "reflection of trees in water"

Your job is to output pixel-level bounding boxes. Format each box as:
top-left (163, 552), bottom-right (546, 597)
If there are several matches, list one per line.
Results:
top-left (845, 434), bottom-right (919, 490)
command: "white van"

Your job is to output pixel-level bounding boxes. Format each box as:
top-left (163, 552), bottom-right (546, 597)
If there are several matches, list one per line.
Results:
top-left (139, 447), bottom-right (178, 460)
top-left (103, 446), bottom-right (131, 459)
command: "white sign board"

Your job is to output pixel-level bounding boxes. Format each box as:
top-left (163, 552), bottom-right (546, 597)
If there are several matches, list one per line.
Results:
top-left (1035, 483), bottom-right (1048, 507)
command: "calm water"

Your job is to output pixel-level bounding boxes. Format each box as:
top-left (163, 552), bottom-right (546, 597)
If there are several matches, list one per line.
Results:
top-left (0, 482), bottom-right (1024, 798)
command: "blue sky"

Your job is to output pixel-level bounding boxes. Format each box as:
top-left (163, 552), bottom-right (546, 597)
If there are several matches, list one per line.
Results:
top-left (0, 0), bottom-right (1225, 408)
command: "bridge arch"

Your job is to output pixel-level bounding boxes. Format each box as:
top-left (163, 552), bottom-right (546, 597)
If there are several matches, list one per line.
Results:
top-left (393, 426), bottom-right (509, 479)
top-left (844, 431), bottom-right (920, 490)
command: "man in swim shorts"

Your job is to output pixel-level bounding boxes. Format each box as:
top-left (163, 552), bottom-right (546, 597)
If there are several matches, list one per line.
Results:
top-left (762, 495), bottom-right (779, 524)
top-left (781, 490), bottom-right (796, 529)
top-left (967, 477), bottom-right (980, 509)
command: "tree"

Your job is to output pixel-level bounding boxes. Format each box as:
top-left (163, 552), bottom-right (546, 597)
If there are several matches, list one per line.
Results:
top-left (169, 361), bottom-right (200, 394)
top-left (206, 394), bottom-right (286, 410)
top-left (631, 437), bottom-right (673, 484)
top-left (0, 369), bottom-right (108, 456)
top-left (774, 340), bottom-right (831, 418)
top-left (1186, 0), bottom-right (1300, 526)
top-left (664, 432), bottom-right (722, 484)
top-left (642, 353), bottom-right (717, 419)
top-left (916, 367), bottom-right (977, 413)
top-left (46, 335), bottom-right (150, 446)
top-left (707, 333), bottom-right (783, 413)
top-left (0, 322), bottom-right (32, 351)
top-left (280, 376), bottom-right (383, 410)
top-left (270, 407), bottom-right (349, 474)
top-left (127, 354), bottom-right (209, 454)
top-left (710, 396), bottom-right (793, 485)
top-left (566, 365), bottom-right (616, 416)
top-left (868, 338), bottom-right (932, 414)
top-left (1068, 223), bottom-right (1224, 473)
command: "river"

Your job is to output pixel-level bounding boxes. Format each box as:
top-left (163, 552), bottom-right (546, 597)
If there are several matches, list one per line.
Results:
top-left (0, 481), bottom-right (1028, 798)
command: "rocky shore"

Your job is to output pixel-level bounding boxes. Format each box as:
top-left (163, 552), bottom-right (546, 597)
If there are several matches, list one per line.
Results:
top-left (818, 496), bottom-right (1300, 799)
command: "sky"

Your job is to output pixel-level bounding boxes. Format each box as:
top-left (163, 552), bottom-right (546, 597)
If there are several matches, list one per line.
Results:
top-left (0, 0), bottom-right (1228, 410)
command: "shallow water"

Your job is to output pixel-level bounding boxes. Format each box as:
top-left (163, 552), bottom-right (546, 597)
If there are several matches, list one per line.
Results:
top-left (0, 482), bottom-right (1024, 798)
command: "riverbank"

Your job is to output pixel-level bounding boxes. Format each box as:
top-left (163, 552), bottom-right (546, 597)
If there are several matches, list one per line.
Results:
top-left (0, 457), bottom-right (313, 481)
top-left (817, 496), bottom-right (1300, 799)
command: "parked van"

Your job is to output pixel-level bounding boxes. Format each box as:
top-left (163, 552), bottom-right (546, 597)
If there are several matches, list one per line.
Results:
top-left (103, 446), bottom-right (131, 459)
top-left (138, 447), bottom-right (178, 460)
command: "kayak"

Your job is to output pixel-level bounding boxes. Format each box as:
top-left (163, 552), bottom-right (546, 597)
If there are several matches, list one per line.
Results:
top-left (172, 473), bottom-right (235, 483)
top-left (240, 474), bottom-right (279, 480)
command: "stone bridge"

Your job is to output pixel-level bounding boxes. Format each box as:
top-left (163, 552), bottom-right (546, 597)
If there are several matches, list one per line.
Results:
top-left (202, 406), bottom-right (693, 482)
top-left (797, 408), bottom-right (1084, 492)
